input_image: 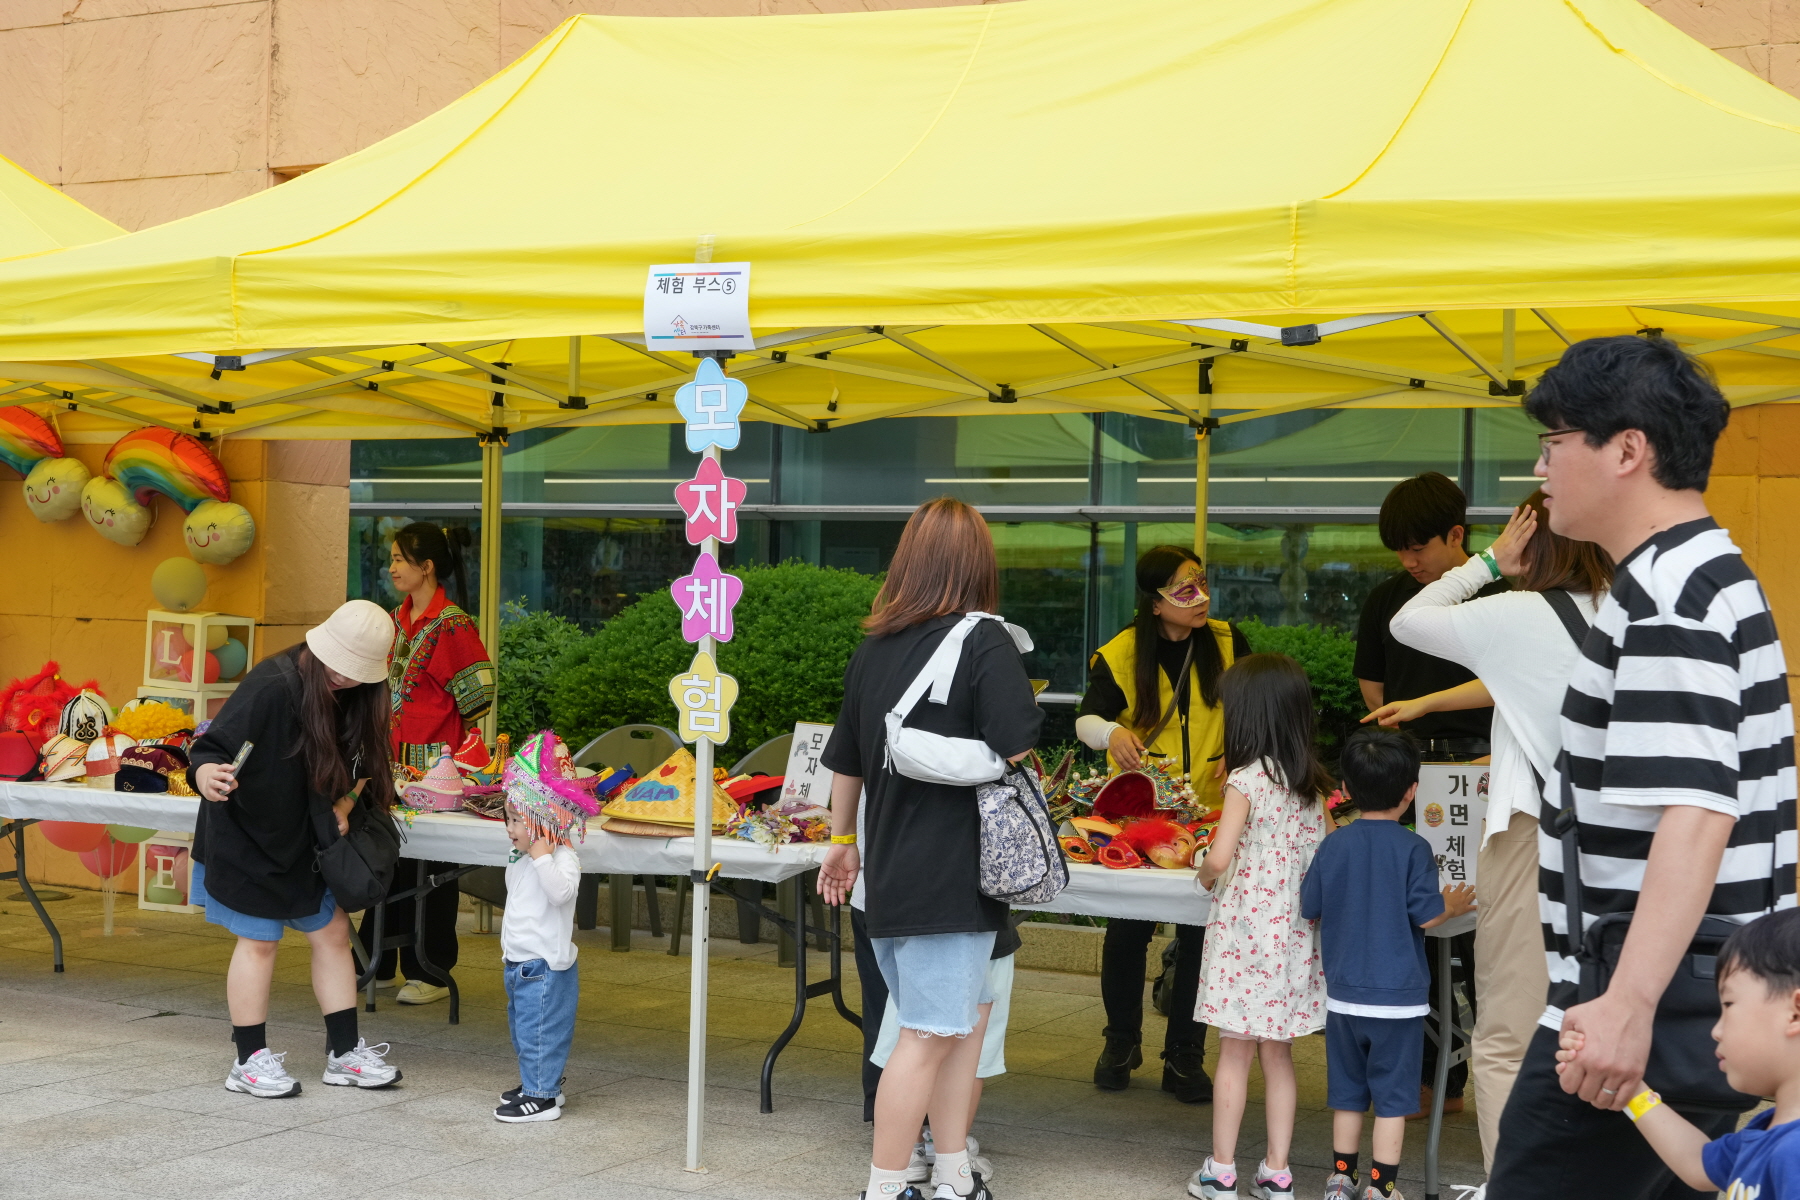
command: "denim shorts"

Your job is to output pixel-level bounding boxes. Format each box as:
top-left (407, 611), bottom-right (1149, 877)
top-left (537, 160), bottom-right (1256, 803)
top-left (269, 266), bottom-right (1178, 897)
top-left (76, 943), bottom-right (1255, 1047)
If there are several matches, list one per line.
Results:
top-left (191, 860), bottom-right (338, 942)
top-left (872, 953), bottom-right (1013, 1076)
top-left (870, 929), bottom-right (998, 1038)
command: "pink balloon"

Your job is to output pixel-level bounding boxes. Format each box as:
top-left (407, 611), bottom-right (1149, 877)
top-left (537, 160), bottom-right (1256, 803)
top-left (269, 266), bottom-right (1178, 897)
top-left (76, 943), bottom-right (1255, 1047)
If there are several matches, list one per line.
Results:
top-left (38, 821), bottom-right (107, 854)
top-left (79, 840), bottom-right (138, 880)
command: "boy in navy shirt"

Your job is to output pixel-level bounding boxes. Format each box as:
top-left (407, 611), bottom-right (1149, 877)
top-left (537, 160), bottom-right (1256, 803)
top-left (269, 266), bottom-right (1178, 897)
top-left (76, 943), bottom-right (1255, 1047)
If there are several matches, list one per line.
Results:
top-left (1560, 907), bottom-right (1800, 1197)
top-left (1300, 728), bottom-right (1475, 1200)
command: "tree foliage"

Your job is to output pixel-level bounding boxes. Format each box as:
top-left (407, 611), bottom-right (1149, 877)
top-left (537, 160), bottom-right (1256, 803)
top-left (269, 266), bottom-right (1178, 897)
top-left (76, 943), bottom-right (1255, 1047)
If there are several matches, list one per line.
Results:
top-left (548, 562), bottom-right (881, 758)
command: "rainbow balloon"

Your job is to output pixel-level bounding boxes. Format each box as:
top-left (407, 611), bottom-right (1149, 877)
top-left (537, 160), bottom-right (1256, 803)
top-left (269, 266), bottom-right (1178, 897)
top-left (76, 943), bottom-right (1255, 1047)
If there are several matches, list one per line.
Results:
top-left (0, 408), bottom-right (61, 478)
top-left (82, 429), bottom-right (256, 564)
top-left (103, 429), bottom-right (230, 513)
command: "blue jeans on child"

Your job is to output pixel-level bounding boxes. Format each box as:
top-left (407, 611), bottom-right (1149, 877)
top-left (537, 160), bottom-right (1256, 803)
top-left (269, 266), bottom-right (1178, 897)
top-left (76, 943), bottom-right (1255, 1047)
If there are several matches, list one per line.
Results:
top-left (505, 957), bottom-right (578, 1098)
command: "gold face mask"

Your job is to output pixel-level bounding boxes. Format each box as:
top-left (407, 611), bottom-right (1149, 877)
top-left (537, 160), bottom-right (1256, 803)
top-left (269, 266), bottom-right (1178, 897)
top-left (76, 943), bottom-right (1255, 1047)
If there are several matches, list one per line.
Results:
top-left (1157, 575), bottom-right (1209, 609)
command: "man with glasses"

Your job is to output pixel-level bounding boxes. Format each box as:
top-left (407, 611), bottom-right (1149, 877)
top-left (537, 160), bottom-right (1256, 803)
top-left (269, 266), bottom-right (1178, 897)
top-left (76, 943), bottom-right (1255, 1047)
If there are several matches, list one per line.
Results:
top-left (1354, 470), bottom-right (1507, 1117)
top-left (1488, 335), bottom-right (1796, 1197)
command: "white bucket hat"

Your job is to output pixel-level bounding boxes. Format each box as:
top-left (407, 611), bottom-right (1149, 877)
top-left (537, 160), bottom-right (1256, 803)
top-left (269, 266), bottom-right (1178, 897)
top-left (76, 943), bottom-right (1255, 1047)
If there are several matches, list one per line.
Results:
top-left (305, 600), bottom-right (393, 684)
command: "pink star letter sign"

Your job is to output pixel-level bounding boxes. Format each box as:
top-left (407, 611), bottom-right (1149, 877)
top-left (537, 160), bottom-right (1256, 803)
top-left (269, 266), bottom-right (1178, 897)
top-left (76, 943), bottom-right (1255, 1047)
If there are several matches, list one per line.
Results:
top-left (674, 456), bottom-right (747, 545)
top-left (671, 552), bottom-right (743, 643)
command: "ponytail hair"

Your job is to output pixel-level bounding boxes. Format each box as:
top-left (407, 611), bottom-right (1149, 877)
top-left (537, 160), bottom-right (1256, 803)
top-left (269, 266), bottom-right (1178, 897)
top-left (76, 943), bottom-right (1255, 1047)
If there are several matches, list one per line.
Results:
top-left (394, 521), bottom-right (474, 612)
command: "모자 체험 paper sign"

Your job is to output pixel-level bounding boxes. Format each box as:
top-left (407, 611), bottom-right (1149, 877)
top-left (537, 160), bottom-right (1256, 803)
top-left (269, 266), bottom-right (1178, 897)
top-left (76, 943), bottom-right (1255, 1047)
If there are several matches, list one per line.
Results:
top-left (675, 454), bottom-right (747, 545)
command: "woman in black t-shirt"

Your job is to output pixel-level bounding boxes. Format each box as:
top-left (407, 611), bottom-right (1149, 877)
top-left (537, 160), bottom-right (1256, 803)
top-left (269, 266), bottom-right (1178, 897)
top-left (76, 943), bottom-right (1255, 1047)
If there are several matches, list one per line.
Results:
top-left (819, 497), bottom-right (1040, 1200)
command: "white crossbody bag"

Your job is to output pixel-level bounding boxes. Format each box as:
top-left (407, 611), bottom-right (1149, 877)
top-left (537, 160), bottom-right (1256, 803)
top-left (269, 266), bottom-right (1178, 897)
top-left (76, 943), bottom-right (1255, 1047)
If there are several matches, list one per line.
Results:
top-left (882, 612), bottom-right (1033, 787)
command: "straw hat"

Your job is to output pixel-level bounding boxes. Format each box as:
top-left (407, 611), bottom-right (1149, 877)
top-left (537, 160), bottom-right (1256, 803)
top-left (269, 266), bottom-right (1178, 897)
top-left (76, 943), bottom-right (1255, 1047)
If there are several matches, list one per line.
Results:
top-left (304, 600), bottom-right (392, 684)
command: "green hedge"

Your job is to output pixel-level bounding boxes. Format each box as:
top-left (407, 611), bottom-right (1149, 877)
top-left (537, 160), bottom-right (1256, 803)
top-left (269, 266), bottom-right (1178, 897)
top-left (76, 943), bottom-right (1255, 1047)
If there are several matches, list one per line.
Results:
top-left (548, 562), bottom-right (881, 757)
top-left (494, 600), bottom-right (589, 745)
top-left (1237, 617), bottom-right (1363, 759)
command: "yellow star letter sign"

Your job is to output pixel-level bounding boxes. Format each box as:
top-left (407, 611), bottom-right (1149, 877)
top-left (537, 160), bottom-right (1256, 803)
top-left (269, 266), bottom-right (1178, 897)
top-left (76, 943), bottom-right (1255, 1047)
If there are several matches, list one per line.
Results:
top-left (669, 650), bottom-right (739, 745)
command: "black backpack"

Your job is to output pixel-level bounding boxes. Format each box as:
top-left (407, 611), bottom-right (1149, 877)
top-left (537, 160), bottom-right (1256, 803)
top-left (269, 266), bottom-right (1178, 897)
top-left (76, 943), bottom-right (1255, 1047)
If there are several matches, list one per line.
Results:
top-left (276, 654), bottom-right (402, 912)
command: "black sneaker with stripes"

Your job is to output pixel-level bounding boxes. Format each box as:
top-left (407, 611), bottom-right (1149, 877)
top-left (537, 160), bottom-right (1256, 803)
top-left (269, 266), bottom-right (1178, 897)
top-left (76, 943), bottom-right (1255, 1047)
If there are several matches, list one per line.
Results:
top-left (500, 1076), bottom-right (565, 1108)
top-left (494, 1094), bottom-right (561, 1123)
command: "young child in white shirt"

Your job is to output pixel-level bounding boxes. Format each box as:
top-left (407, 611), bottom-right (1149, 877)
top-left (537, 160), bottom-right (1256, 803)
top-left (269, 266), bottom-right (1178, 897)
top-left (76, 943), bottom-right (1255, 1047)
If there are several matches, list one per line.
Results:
top-left (493, 731), bottom-right (595, 1123)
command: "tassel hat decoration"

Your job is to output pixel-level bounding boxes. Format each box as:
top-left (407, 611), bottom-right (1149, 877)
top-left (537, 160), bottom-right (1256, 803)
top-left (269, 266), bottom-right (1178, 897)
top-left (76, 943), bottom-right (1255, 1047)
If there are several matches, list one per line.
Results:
top-left (502, 730), bottom-right (600, 848)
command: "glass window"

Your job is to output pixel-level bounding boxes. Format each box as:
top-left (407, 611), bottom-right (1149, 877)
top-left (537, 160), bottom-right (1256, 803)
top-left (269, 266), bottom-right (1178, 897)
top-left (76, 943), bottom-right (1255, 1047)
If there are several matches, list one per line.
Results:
top-left (1471, 406), bottom-right (1543, 509)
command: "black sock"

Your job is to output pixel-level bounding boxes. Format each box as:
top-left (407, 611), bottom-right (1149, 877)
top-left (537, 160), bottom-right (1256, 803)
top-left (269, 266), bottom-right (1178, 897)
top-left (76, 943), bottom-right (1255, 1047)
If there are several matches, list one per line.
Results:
top-left (1370, 1160), bottom-right (1399, 1199)
top-left (323, 1006), bottom-right (358, 1057)
top-left (231, 1023), bottom-right (267, 1065)
top-left (1333, 1150), bottom-right (1359, 1184)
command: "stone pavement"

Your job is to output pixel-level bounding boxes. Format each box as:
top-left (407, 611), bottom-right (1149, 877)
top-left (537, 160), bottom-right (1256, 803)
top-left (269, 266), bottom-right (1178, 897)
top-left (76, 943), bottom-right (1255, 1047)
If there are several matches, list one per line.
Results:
top-left (0, 887), bottom-right (1486, 1200)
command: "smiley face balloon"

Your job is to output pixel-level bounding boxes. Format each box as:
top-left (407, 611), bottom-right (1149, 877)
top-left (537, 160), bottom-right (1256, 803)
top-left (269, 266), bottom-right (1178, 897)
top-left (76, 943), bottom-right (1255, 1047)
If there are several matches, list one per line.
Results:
top-left (80, 476), bottom-right (152, 546)
top-left (183, 499), bottom-right (255, 565)
top-left (23, 457), bottom-right (90, 522)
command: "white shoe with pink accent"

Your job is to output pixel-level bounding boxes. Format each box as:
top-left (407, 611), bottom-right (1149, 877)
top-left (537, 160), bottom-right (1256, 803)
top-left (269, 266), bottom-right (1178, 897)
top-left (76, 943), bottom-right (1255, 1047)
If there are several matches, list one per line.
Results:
top-left (321, 1038), bottom-right (401, 1088)
top-left (225, 1048), bottom-right (301, 1098)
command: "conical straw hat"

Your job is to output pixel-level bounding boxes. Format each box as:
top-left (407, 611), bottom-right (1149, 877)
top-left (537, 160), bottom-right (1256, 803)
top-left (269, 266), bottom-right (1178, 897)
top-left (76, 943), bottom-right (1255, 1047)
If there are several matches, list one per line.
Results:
top-left (602, 746), bottom-right (734, 832)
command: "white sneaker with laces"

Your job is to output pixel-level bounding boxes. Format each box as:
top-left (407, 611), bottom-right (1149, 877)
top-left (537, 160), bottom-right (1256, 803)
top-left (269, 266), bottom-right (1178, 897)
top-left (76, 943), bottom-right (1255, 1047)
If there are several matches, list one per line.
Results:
top-left (322, 1038), bottom-right (402, 1088)
top-left (907, 1142), bottom-right (931, 1184)
top-left (225, 1048), bottom-right (300, 1098)
top-left (1250, 1161), bottom-right (1294, 1199)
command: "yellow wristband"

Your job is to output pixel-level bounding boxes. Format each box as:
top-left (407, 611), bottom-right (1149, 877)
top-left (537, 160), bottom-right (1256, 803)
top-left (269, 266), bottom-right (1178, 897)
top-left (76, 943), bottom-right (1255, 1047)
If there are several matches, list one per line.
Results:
top-left (1625, 1090), bottom-right (1662, 1122)
top-left (830, 834), bottom-right (857, 845)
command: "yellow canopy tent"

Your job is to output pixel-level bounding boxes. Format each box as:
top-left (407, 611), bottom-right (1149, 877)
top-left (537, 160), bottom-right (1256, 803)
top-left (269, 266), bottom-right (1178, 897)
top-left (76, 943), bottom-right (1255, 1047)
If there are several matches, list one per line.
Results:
top-left (5, 0), bottom-right (1800, 1164)
top-left (0, 153), bottom-right (122, 258)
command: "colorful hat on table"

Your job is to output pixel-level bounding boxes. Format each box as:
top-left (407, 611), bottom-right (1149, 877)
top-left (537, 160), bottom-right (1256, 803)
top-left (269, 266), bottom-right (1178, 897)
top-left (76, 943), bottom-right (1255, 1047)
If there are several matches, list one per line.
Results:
top-left (503, 731), bottom-right (600, 847)
top-left (39, 733), bottom-right (87, 783)
top-left (83, 732), bottom-right (137, 789)
top-left (116, 744), bottom-right (194, 796)
top-left (57, 689), bottom-right (112, 744)
top-left (403, 753), bottom-right (468, 812)
top-left (601, 746), bottom-right (735, 836)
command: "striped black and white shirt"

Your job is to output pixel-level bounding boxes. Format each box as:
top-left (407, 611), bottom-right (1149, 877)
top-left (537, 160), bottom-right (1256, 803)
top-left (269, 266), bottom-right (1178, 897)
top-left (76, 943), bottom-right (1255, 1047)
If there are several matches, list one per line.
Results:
top-left (1537, 517), bottom-right (1797, 1030)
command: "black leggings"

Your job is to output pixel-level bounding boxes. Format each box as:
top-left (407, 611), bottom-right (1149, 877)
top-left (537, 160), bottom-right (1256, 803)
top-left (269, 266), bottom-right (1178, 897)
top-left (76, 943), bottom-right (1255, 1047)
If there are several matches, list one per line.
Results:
top-left (355, 860), bottom-right (460, 986)
top-left (1101, 919), bottom-right (1208, 1055)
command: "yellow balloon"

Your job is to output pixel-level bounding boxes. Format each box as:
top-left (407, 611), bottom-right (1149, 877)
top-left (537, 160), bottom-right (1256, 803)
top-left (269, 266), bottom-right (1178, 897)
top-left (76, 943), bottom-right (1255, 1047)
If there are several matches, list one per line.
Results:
top-left (205, 625), bottom-right (229, 651)
top-left (150, 557), bottom-right (208, 613)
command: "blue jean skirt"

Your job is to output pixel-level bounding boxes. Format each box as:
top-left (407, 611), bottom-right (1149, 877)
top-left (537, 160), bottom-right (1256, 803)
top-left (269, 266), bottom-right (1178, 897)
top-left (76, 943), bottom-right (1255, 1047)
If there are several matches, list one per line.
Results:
top-left (191, 860), bottom-right (338, 942)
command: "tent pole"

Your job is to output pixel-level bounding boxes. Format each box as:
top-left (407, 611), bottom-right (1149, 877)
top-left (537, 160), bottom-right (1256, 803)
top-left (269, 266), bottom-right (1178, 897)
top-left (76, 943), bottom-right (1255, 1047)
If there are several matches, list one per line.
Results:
top-left (479, 434), bottom-right (503, 743)
top-left (686, 445), bottom-right (720, 1174)
top-left (1194, 360), bottom-right (1214, 558)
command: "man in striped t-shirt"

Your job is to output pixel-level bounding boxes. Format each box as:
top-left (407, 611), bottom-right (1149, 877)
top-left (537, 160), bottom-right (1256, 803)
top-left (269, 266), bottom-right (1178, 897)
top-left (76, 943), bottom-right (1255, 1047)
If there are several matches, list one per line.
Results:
top-left (1490, 336), bottom-right (1797, 1198)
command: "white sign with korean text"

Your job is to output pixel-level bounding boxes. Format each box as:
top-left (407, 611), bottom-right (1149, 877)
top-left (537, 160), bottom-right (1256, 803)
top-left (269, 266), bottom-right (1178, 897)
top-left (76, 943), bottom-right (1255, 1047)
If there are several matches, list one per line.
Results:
top-left (1417, 763), bottom-right (1488, 889)
top-left (778, 722), bottom-right (835, 812)
top-left (644, 262), bottom-right (753, 351)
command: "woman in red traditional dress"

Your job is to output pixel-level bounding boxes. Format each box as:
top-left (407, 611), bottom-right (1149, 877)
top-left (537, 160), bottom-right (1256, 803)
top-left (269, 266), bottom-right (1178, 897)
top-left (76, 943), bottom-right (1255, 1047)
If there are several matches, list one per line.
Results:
top-left (357, 521), bottom-right (496, 1005)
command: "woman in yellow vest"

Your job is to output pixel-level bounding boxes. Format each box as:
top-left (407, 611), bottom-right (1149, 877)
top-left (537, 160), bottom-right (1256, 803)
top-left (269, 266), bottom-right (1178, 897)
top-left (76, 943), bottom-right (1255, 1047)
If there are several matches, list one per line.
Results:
top-left (1074, 544), bottom-right (1248, 1104)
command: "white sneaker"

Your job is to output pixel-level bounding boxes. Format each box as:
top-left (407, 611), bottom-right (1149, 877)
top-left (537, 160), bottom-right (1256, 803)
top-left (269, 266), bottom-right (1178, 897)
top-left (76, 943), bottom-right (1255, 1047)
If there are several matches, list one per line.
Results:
top-left (322, 1038), bottom-right (402, 1088)
top-left (225, 1048), bottom-right (300, 1098)
top-left (1189, 1157), bottom-right (1239, 1200)
top-left (1250, 1161), bottom-right (1294, 1199)
top-left (395, 980), bottom-right (449, 1005)
top-left (907, 1142), bottom-right (931, 1184)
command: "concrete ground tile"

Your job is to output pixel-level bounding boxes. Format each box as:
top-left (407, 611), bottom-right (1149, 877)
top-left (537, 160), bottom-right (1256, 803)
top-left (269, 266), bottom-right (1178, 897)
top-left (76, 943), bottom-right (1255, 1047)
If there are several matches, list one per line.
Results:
top-left (4, 1102), bottom-right (270, 1173)
top-left (0, 1083), bottom-right (116, 1125)
top-left (118, 1126), bottom-right (470, 1200)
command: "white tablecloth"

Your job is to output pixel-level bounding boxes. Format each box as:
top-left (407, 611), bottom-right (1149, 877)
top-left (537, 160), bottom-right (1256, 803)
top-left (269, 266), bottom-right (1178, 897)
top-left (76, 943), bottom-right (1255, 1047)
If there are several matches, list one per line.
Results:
top-left (0, 781), bottom-right (1210, 920)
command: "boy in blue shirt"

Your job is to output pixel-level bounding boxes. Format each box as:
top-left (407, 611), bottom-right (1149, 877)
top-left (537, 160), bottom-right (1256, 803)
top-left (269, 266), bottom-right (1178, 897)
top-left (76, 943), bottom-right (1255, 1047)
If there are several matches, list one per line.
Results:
top-left (1560, 907), bottom-right (1800, 1198)
top-left (1300, 728), bottom-right (1475, 1200)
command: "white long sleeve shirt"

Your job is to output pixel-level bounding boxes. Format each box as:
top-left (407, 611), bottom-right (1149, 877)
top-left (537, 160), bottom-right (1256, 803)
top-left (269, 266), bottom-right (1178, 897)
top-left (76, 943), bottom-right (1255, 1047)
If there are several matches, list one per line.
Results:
top-left (1388, 555), bottom-right (1599, 845)
top-left (501, 845), bottom-right (582, 971)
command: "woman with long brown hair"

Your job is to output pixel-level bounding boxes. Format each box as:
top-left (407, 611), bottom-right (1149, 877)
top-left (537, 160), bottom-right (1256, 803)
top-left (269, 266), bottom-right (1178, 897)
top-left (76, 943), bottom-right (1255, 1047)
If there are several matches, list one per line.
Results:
top-left (189, 600), bottom-right (402, 1099)
top-left (1371, 489), bottom-right (1613, 1172)
top-left (817, 497), bottom-right (1041, 1200)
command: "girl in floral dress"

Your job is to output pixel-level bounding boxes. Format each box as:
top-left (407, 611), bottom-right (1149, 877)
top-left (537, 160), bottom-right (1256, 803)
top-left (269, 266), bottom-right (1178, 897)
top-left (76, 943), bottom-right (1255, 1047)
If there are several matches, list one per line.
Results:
top-left (1188, 654), bottom-right (1334, 1200)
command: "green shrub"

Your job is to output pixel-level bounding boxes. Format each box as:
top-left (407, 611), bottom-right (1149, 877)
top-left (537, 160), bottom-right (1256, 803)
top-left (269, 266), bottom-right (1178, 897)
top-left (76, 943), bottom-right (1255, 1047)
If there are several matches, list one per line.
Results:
top-left (1237, 617), bottom-right (1363, 759)
top-left (549, 562), bottom-right (881, 757)
top-left (495, 600), bottom-right (589, 744)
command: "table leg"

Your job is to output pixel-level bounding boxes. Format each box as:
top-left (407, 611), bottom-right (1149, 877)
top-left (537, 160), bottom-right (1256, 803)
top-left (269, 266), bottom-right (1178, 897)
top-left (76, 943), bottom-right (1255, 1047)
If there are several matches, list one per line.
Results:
top-left (827, 897), bottom-right (860, 1029)
top-left (761, 874), bottom-right (809, 1114)
top-left (360, 902), bottom-right (385, 1012)
top-left (608, 873), bottom-right (633, 953)
top-left (409, 861), bottom-right (462, 1026)
top-left (776, 877), bottom-right (797, 968)
top-left (1425, 935), bottom-right (1450, 1200)
top-left (4, 819), bottom-right (62, 972)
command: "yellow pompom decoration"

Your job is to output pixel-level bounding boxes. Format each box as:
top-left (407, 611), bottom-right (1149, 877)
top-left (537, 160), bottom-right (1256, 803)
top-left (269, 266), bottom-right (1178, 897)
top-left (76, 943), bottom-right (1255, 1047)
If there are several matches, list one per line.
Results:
top-left (108, 701), bottom-right (195, 742)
